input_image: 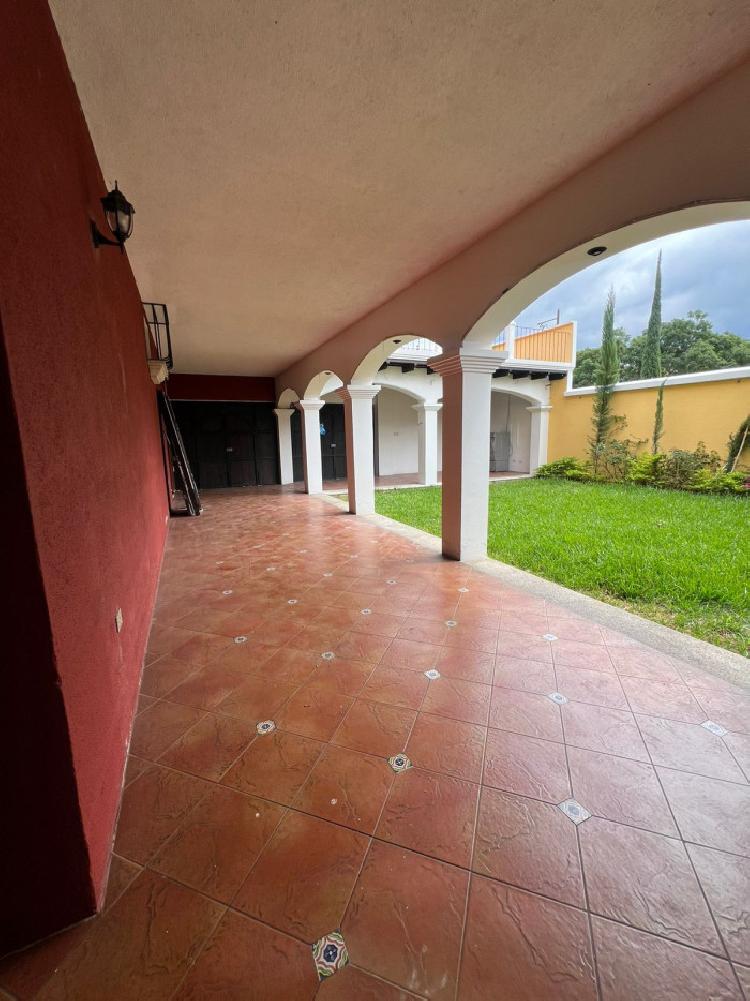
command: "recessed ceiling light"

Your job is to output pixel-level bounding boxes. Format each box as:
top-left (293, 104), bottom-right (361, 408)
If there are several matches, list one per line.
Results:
top-left (587, 246), bottom-right (607, 257)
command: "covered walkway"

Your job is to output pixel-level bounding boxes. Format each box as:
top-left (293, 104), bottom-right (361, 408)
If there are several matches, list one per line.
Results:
top-left (3, 489), bottom-right (748, 1000)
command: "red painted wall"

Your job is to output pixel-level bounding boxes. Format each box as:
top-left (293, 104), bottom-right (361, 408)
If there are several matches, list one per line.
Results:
top-left (0, 0), bottom-right (168, 951)
top-left (169, 372), bottom-right (276, 402)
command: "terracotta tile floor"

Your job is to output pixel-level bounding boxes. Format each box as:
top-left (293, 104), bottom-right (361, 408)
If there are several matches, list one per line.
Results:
top-left (2, 488), bottom-right (750, 1000)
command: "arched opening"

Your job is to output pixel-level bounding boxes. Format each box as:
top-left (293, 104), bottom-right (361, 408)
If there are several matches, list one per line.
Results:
top-left (489, 386), bottom-right (541, 475)
top-left (464, 202), bottom-right (750, 349)
top-left (373, 383), bottom-right (441, 487)
top-left (303, 370), bottom-right (344, 399)
top-left (351, 333), bottom-right (443, 384)
top-left (276, 387), bottom-right (299, 409)
top-left (295, 370), bottom-right (345, 486)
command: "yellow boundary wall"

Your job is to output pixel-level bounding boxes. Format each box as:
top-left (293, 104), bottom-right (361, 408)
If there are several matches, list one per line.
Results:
top-left (548, 369), bottom-right (750, 463)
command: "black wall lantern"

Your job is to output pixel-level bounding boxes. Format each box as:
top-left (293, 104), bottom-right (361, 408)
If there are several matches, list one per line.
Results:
top-left (91, 181), bottom-right (135, 252)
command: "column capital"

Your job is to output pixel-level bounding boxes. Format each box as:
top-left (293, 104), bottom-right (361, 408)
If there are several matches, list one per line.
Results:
top-left (273, 407), bottom-right (294, 419)
top-left (299, 398), bottom-right (325, 412)
top-left (429, 347), bottom-right (501, 377)
top-left (411, 402), bottom-right (442, 412)
top-left (338, 384), bottom-right (381, 402)
top-left (526, 405), bottom-right (553, 413)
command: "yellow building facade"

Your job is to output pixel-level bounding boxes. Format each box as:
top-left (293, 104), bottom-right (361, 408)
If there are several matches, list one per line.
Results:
top-left (548, 368), bottom-right (750, 463)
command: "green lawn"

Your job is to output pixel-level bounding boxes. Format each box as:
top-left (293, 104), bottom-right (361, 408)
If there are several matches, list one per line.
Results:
top-left (373, 479), bottom-right (750, 656)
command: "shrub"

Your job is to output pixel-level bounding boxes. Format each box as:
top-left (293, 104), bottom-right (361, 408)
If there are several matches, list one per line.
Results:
top-left (629, 452), bottom-right (662, 486)
top-left (535, 457), bottom-right (591, 480)
top-left (537, 444), bottom-right (746, 495)
top-left (689, 469), bottom-right (750, 495)
top-left (596, 438), bottom-right (643, 482)
top-left (658, 443), bottom-right (721, 490)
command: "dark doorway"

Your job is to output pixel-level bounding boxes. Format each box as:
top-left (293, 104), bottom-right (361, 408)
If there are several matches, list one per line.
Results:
top-left (320, 403), bottom-right (347, 480)
top-left (291, 409), bottom-right (304, 482)
top-left (171, 401), bottom-right (278, 488)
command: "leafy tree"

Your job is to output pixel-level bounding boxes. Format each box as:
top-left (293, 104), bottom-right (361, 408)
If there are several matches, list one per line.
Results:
top-left (572, 311), bottom-right (750, 386)
top-left (682, 340), bottom-right (723, 373)
top-left (640, 251), bottom-right (663, 378)
top-left (589, 289), bottom-right (623, 473)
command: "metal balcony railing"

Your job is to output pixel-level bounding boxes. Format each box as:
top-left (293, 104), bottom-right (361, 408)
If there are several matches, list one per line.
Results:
top-left (493, 321), bottom-right (574, 365)
top-left (143, 302), bottom-right (173, 370)
top-left (389, 336), bottom-right (441, 359)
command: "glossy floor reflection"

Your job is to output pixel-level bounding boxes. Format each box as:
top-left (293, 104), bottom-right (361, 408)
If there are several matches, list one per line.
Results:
top-left (2, 488), bottom-right (749, 1000)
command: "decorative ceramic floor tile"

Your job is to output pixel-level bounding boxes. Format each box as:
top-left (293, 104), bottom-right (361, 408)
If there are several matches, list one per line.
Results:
top-left (5, 488), bottom-right (747, 1001)
top-left (312, 930), bottom-right (349, 980)
top-left (702, 719), bottom-right (729, 737)
top-left (558, 798), bottom-right (592, 824)
top-left (387, 752), bottom-right (412, 772)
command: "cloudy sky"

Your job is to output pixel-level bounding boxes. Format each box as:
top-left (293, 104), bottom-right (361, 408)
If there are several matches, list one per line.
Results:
top-left (514, 220), bottom-right (750, 349)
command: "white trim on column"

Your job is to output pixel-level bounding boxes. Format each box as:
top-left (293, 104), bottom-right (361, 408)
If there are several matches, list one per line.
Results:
top-left (527, 404), bottom-right (552, 473)
top-left (339, 385), bottom-right (382, 401)
top-left (430, 349), bottom-right (500, 562)
top-left (339, 384), bottom-right (380, 515)
top-left (273, 407), bottom-right (295, 485)
top-left (412, 402), bottom-right (442, 486)
top-left (299, 398), bottom-right (325, 495)
top-left (429, 348), bottom-right (504, 378)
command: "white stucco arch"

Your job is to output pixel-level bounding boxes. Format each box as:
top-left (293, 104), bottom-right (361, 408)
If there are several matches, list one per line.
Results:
top-left (490, 379), bottom-right (548, 407)
top-left (351, 335), bottom-right (422, 384)
top-left (303, 370), bottom-right (343, 399)
top-left (351, 333), bottom-right (447, 386)
top-left (464, 201), bottom-right (750, 348)
top-left (276, 387), bottom-right (299, 408)
top-left (374, 367), bottom-right (442, 404)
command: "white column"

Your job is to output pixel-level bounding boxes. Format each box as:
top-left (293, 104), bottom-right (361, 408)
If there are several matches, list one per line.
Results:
top-left (299, 399), bottom-right (324, 495)
top-left (431, 349), bottom-right (499, 561)
top-left (527, 405), bottom-right (552, 473)
top-left (504, 322), bottom-right (516, 360)
top-left (413, 402), bottom-right (441, 485)
top-left (274, 408), bottom-right (295, 485)
top-left (339, 385), bottom-right (380, 515)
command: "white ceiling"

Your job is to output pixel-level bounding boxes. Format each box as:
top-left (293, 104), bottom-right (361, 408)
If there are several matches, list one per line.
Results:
top-left (52, 0), bottom-right (750, 376)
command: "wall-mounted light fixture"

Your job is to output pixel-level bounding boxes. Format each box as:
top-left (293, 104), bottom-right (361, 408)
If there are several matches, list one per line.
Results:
top-left (91, 181), bottom-right (135, 252)
top-left (587, 245), bottom-right (607, 257)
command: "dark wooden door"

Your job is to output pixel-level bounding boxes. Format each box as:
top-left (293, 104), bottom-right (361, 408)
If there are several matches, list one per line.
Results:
top-left (291, 409), bottom-right (304, 482)
top-left (194, 408), bottom-right (227, 488)
top-left (171, 401), bottom-right (280, 488)
top-left (320, 403), bottom-right (347, 480)
top-left (225, 408), bottom-right (255, 486)
top-left (252, 405), bottom-right (278, 485)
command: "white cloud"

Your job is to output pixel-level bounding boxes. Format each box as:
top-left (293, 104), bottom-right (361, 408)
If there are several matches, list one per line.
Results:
top-left (514, 220), bottom-right (750, 348)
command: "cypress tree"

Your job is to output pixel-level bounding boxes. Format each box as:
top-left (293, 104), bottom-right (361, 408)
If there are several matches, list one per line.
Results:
top-left (652, 382), bottom-right (665, 454)
top-left (640, 251), bottom-right (663, 378)
top-left (589, 288), bottom-right (621, 473)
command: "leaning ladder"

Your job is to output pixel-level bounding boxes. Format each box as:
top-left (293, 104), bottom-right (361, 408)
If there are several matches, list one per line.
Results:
top-left (158, 392), bottom-right (202, 516)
